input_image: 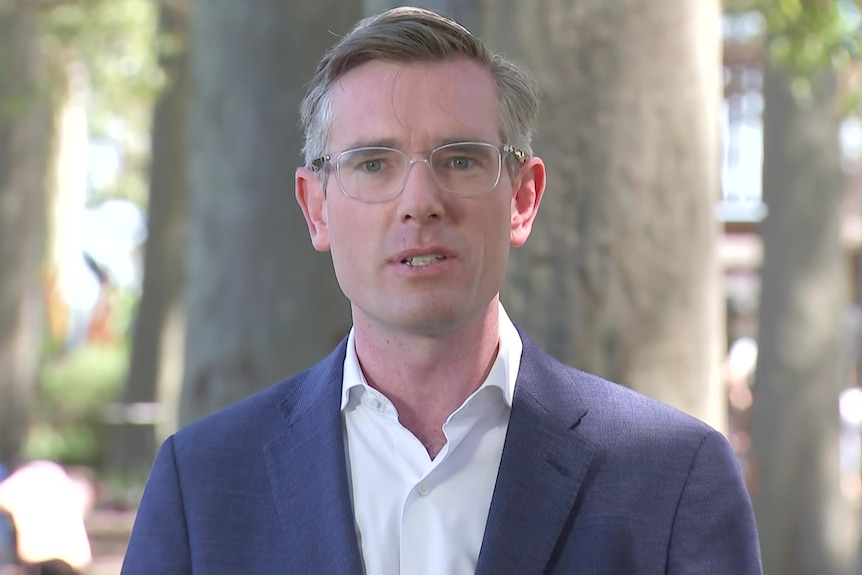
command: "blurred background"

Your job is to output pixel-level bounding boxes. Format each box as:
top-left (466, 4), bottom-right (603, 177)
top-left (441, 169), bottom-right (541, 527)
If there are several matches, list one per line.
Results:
top-left (0, 0), bottom-right (859, 573)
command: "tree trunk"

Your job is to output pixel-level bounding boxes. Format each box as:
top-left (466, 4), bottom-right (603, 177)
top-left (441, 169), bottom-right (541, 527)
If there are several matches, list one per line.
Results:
top-left (181, 1), bottom-right (360, 425)
top-left (363, 0), bottom-right (479, 32)
top-left (488, 0), bottom-right (725, 429)
top-left (43, 56), bottom-right (90, 353)
top-left (112, 5), bottom-right (189, 483)
top-left (750, 63), bottom-right (855, 575)
top-left (0, 0), bottom-right (50, 467)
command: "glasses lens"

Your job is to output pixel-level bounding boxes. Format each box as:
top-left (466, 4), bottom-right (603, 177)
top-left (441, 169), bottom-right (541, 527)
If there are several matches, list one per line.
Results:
top-left (430, 142), bottom-right (501, 195)
top-left (336, 147), bottom-right (406, 202)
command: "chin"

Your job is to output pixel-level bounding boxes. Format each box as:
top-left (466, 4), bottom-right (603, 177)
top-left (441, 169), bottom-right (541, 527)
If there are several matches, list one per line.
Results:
top-left (397, 306), bottom-right (461, 332)
top-left (384, 297), bottom-right (489, 336)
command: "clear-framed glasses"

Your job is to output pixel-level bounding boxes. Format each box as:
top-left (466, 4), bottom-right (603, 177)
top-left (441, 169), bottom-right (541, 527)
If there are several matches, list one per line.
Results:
top-left (311, 141), bottom-right (527, 204)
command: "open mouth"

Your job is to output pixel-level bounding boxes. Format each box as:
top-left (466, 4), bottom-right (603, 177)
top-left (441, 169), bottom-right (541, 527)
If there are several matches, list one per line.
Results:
top-left (402, 255), bottom-right (447, 267)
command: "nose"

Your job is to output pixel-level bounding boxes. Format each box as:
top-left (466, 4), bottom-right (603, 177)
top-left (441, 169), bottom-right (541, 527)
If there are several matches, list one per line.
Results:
top-left (397, 158), bottom-right (445, 223)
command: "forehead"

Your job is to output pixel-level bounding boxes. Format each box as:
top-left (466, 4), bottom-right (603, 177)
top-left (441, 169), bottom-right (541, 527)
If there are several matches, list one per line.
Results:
top-left (327, 58), bottom-right (501, 151)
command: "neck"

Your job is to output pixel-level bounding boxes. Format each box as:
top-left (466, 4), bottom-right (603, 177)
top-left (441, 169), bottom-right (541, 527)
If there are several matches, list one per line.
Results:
top-left (352, 300), bottom-right (501, 457)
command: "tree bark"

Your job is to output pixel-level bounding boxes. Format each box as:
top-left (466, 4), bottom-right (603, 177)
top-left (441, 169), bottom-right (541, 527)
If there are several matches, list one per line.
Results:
top-left (0, 0), bottom-right (51, 467)
top-left (364, 0), bottom-right (479, 32)
top-left (181, 1), bottom-right (360, 425)
top-left (112, 5), bottom-right (189, 483)
top-left (488, 0), bottom-right (725, 429)
top-left (750, 63), bottom-right (855, 575)
top-left (42, 50), bottom-right (93, 357)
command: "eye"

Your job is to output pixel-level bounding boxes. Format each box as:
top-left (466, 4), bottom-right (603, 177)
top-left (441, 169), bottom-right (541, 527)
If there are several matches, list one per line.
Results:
top-left (449, 156), bottom-right (471, 170)
top-left (433, 144), bottom-right (494, 172)
top-left (362, 159), bottom-right (383, 173)
top-left (340, 148), bottom-right (400, 175)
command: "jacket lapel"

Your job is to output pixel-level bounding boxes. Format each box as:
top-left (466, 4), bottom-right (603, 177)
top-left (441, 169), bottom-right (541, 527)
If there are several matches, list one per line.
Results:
top-left (263, 340), bottom-right (364, 574)
top-left (476, 333), bottom-right (596, 575)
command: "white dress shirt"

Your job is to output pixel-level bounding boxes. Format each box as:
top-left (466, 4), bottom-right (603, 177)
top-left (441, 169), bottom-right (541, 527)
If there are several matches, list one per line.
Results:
top-left (341, 303), bottom-right (523, 575)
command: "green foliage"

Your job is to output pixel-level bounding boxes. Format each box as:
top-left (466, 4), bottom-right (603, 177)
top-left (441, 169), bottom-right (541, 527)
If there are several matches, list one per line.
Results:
top-left (762, 0), bottom-right (860, 72)
top-left (29, 281), bottom-right (138, 468)
top-left (39, 0), bottom-right (161, 205)
top-left (26, 342), bottom-right (128, 466)
top-left (21, 0), bottom-right (159, 466)
top-left (746, 0), bottom-right (861, 103)
top-left (41, 344), bottom-right (127, 415)
top-left (41, 0), bottom-right (162, 125)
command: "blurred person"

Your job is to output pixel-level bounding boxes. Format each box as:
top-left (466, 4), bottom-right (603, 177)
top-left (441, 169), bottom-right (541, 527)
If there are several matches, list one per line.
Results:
top-left (725, 336), bottom-right (757, 490)
top-left (123, 7), bottom-right (762, 574)
top-left (83, 256), bottom-right (114, 346)
top-left (25, 560), bottom-right (77, 575)
top-left (839, 387), bottom-right (862, 499)
top-left (0, 461), bottom-right (92, 575)
top-left (61, 256), bottom-right (102, 353)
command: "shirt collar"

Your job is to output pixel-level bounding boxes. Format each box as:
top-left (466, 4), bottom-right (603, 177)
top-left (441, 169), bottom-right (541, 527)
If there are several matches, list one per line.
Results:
top-left (340, 301), bottom-right (522, 411)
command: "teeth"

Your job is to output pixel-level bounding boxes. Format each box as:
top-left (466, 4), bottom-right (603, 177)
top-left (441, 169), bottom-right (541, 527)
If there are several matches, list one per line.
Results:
top-left (404, 254), bottom-right (444, 266)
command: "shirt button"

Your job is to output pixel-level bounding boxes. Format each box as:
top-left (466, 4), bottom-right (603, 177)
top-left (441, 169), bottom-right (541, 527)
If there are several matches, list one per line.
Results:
top-left (417, 483), bottom-right (431, 497)
top-left (367, 397), bottom-right (381, 410)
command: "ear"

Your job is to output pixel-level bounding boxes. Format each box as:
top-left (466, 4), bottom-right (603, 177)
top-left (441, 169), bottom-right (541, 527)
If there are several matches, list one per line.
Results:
top-left (510, 157), bottom-right (546, 247)
top-left (295, 167), bottom-right (330, 252)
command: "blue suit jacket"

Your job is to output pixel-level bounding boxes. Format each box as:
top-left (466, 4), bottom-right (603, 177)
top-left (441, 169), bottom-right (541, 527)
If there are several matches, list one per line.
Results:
top-left (122, 332), bottom-right (761, 574)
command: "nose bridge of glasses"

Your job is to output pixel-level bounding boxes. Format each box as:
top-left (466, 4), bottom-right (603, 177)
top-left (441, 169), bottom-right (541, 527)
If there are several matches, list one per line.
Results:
top-left (401, 155), bottom-right (439, 188)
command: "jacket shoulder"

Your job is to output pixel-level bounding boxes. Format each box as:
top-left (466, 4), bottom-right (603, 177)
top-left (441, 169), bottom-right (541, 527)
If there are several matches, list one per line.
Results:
top-left (172, 337), bottom-right (348, 454)
top-left (518, 330), bottom-right (717, 453)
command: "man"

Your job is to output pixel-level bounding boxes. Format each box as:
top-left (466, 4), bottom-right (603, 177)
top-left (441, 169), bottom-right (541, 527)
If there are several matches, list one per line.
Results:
top-left (122, 6), bottom-right (761, 574)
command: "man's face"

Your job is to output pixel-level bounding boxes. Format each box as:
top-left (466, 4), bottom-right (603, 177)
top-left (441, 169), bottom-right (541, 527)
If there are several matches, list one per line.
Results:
top-left (296, 58), bottom-right (545, 337)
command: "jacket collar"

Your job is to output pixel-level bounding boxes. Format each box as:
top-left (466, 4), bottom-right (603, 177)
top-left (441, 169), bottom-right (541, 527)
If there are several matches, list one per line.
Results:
top-left (263, 330), bottom-right (595, 574)
top-left (263, 338), bottom-right (364, 573)
top-left (475, 330), bottom-right (595, 574)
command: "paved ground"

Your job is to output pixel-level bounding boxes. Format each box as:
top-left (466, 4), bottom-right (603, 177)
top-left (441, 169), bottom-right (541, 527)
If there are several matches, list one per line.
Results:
top-left (85, 510), bottom-right (135, 575)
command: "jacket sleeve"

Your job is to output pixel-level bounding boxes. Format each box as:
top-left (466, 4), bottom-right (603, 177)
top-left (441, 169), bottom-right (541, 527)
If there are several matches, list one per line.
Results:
top-left (121, 435), bottom-right (192, 574)
top-left (667, 429), bottom-right (763, 574)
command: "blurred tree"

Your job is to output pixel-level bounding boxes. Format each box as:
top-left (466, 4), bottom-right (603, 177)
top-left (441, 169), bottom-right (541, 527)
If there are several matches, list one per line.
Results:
top-left (489, 0), bottom-right (726, 430)
top-left (35, 0), bottom-right (157, 364)
top-left (110, 3), bottom-right (189, 486)
top-left (40, 0), bottom-right (159, 325)
top-left (750, 59), bottom-right (854, 575)
top-left (745, 1), bottom-right (862, 571)
top-left (21, 0), bottom-right (161, 471)
top-left (0, 0), bottom-right (51, 466)
top-left (42, 55), bottom-right (90, 355)
top-left (364, 0), bottom-right (479, 31)
top-left (40, 0), bottom-right (161, 206)
top-left (180, 1), bottom-right (360, 424)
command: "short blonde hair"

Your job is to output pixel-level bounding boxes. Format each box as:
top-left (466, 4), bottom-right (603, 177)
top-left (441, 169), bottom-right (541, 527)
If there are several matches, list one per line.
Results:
top-left (299, 7), bottom-right (539, 169)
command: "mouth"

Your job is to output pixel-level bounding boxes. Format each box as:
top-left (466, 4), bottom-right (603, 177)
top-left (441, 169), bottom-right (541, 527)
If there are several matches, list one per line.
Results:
top-left (401, 254), bottom-right (448, 267)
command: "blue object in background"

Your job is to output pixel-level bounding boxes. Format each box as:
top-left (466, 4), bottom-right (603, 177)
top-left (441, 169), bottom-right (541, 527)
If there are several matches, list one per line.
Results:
top-left (0, 509), bottom-right (15, 566)
top-left (0, 464), bottom-right (16, 566)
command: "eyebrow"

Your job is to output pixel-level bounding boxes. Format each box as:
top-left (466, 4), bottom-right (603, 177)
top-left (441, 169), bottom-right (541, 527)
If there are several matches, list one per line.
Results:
top-left (341, 135), bottom-right (496, 152)
top-left (345, 137), bottom-right (400, 150)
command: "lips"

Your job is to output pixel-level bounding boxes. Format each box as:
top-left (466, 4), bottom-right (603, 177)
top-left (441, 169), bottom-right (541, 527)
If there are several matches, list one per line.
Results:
top-left (393, 247), bottom-right (455, 266)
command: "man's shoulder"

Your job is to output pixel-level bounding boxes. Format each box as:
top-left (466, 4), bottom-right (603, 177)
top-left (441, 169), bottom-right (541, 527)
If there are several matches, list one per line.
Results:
top-left (520, 336), bottom-right (716, 451)
top-left (596, 374), bottom-right (714, 451)
top-left (543, 361), bottom-right (727, 476)
top-left (170, 369), bottom-right (308, 453)
top-left (172, 340), bottom-right (348, 454)
top-left (575, 367), bottom-right (712, 435)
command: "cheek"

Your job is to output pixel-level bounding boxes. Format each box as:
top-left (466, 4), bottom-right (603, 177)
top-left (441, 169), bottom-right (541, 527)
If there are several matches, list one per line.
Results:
top-left (470, 201), bottom-right (512, 268)
top-left (327, 231), bottom-right (362, 298)
top-left (327, 208), bottom-right (374, 277)
top-left (486, 199), bottom-right (515, 245)
top-left (328, 222), bottom-right (356, 265)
